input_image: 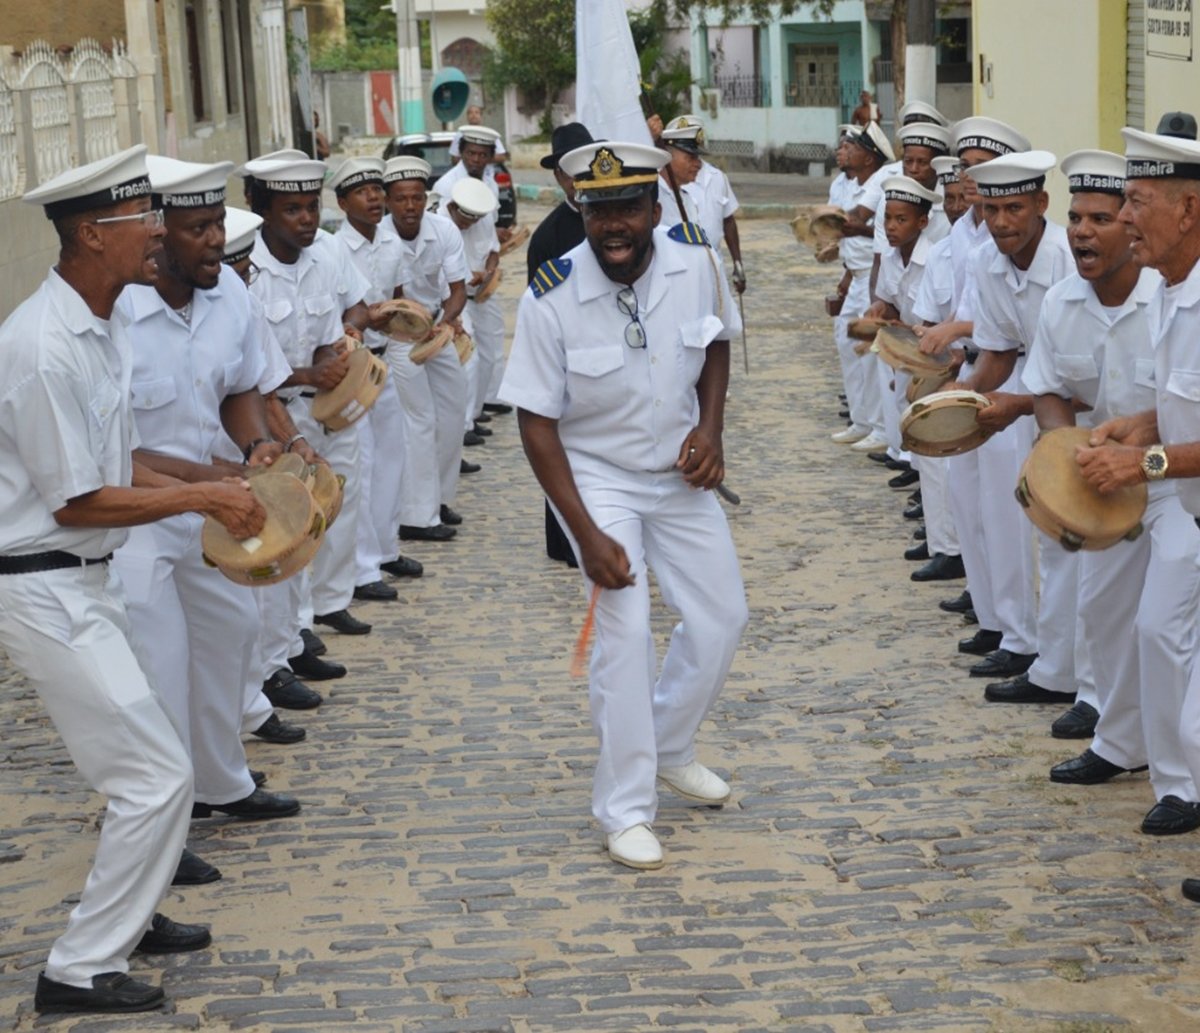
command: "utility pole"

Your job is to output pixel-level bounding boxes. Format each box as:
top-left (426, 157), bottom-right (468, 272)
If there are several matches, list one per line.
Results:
top-left (905, 0), bottom-right (937, 108)
top-left (393, 0), bottom-right (425, 133)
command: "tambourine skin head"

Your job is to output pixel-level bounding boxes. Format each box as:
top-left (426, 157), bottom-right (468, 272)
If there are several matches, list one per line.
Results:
top-left (311, 350), bottom-right (387, 432)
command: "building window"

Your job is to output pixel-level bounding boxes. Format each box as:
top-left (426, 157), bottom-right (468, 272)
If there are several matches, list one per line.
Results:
top-left (185, 2), bottom-right (209, 123)
top-left (787, 44), bottom-right (840, 107)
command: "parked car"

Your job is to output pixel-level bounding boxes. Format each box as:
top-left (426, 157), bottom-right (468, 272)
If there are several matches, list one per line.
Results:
top-left (382, 131), bottom-right (517, 228)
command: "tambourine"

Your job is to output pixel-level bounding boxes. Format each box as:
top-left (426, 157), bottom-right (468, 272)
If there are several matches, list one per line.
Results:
top-left (310, 344), bottom-right (389, 432)
top-left (245, 452), bottom-right (313, 487)
top-left (454, 330), bottom-right (474, 365)
top-left (409, 323), bottom-right (455, 365)
top-left (308, 461), bottom-right (345, 530)
top-left (1016, 426), bottom-right (1147, 551)
top-left (498, 225), bottom-right (531, 257)
top-left (873, 325), bottom-right (954, 379)
top-left (201, 472), bottom-right (325, 586)
top-left (474, 267), bottom-right (502, 302)
top-left (373, 299), bottom-right (435, 342)
top-left (906, 371), bottom-right (956, 403)
top-left (849, 317), bottom-right (892, 342)
top-left (901, 389), bottom-right (993, 457)
top-left (791, 204), bottom-right (847, 252)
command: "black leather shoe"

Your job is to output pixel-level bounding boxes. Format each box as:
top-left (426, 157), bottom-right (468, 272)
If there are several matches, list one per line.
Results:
top-left (440, 504), bottom-right (463, 526)
top-left (472, 421), bottom-right (493, 437)
top-left (482, 402), bottom-right (513, 414)
top-left (867, 451), bottom-right (891, 464)
top-left (300, 627), bottom-right (326, 656)
top-left (288, 648), bottom-right (346, 681)
top-left (400, 523), bottom-right (457, 541)
top-left (886, 457), bottom-right (911, 471)
top-left (251, 713), bottom-right (306, 744)
top-left (263, 669), bottom-right (322, 709)
top-left (963, 608), bottom-right (979, 625)
top-left (912, 553), bottom-right (965, 582)
top-left (172, 848), bottom-right (221, 886)
top-left (904, 542), bottom-right (930, 561)
top-left (135, 914), bottom-right (212, 954)
top-left (1051, 748), bottom-right (1147, 785)
top-left (35, 971), bottom-right (164, 1014)
top-left (251, 769), bottom-right (267, 787)
top-left (913, 525), bottom-right (926, 541)
top-left (474, 411), bottom-right (492, 423)
top-left (839, 408), bottom-right (851, 419)
top-left (460, 459), bottom-right (481, 474)
top-left (314, 609), bottom-right (372, 635)
top-left (907, 489), bottom-right (922, 504)
top-left (463, 429), bottom-right (485, 446)
top-left (904, 501), bottom-right (924, 520)
top-left (889, 469), bottom-right (920, 489)
top-left (381, 555), bottom-right (424, 578)
top-left (1182, 878), bottom-right (1200, 902)
top-left (353, 580), bottom-right (399, 602)
top-left (958, 629), bottom-right (1003, 655)
top-left (1051, 700), bottom-right (1099, 739)
top-left (969, 648), bottom-right (1038, 678)
top-left (940, 590), bottom-right (973, 614)
top-left (193, 787), bottom-right (300, 821)
top-left (1142, 795), bottom-right (1200, 835)
top-left (985, 672), bottom-right (1076, 704)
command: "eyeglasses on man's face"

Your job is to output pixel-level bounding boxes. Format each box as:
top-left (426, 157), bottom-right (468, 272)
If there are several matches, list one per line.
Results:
top-left (91, 208), bottom-right (166, 229)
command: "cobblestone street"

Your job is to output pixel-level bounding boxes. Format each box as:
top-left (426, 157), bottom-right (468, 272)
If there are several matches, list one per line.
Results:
top-left (2, 203), bottom-right (1200, 1032)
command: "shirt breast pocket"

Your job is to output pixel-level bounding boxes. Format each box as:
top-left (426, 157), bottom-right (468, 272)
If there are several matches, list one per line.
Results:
top-left (129, 375), bottom-right (177, 413)
top-left (1165, 369), bottom-right (1200, 402)
top-left (677, 314), bottom-right (724, 383)
top-left (304, 294), bottom-right (336, 318)
top-left (565, 345), bottom-right (626, 416)
top-left (263, 300), bottom-right (292, 326)
top-left (1052, 352), bottom-right (1100, 385)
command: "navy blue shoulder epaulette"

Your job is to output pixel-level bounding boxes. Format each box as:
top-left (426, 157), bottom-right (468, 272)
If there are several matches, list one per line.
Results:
top-left (530, 257), bottom-right (572, 298)
top-left (667, 221), bottom-right (710, 246)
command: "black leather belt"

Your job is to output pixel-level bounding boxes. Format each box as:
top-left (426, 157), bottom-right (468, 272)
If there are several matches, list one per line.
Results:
top-left (0, 551), bottom-right (112, 575)
top-left (369, 345), bottom-right (387, 357)
top-left (299, 391), bottom-right (316, 399)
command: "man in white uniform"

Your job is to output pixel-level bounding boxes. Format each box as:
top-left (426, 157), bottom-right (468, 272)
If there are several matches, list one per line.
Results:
top-left (501, 141), bottom-right (748, 870)
top-left (2, 146), bottom-right (260, 1013)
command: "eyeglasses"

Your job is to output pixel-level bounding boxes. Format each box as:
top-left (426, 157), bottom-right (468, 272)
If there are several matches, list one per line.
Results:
top-left (91, 208), bottom-right (165, 229)
top-left (616, 287), bottom-right (647, 349)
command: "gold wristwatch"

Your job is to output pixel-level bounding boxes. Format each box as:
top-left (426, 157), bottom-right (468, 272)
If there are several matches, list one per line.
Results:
top-left (1141, 445), bottom-right (1169, 481)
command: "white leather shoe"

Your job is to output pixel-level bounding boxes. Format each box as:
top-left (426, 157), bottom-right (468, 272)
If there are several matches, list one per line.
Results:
top-left (605, 823), bottom-right (664, 870)
top-left (830, 425), bottom-right (870, 444)
top-left (657, 761), bottom-right (731, 805)
top-left (850, 431), bottom-right (889, 452)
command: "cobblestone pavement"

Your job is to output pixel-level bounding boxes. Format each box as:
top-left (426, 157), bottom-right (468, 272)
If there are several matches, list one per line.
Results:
top-left (3, 205), bottom-right (1200, 1032)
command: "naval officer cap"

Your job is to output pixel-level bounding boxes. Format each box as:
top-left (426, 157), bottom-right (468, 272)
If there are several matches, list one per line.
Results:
top-left (450, 176), bottom-right (498, 218)
top-left (932, 155), bottom-right (960, 186)
top-left (328, 157), bottom-right (385, 196)
top-left (848, 121), bottom-right (896, 164)
top-left (883, 175), bottom-right (940, 208)
top-left (954, 116), bottom-right (1031, 158)
top-left (898, 100), bottom-right (950, 127)
top-left (241, 156), bottom-right (327, 193)
top-left (222, 207), bottom-right (263, 264)
top-left (458, 125), bottom-right (501, 149)
top-left (1157, 111), bottom-right (1198, 140)
top-left (1123, 126), bottom-right (1200, 181)
top-left (147, 155), bottom-right (234, 209)
top-left (898, 122), bottom-right (952, 156)
top-left (383, 155), bottom-right (432, 184)
top-left (24, 143), bottom-right (152, 221)
top-left (559, 141), bottom-right (670, 204)
top-left (660, 115), bottom-right (707, 155)
top-left (1060, 150), bottom-right (1126, 196)
top-left (969, 150), bottom-right (1057, 197)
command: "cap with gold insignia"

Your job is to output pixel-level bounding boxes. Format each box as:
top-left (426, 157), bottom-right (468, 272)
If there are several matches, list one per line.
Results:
top-left (24, 143), bottom-right (152, 221)
top-left (223, 207), bottom-right (263, 264)
top-left (848, 121), bottom-right (896, 164)
top-left (450, 177), bottom-right (498, 219)
top-left (147, 155), bottom-right (233, 209)
top-left (328, 157), bottom-right (385, 196)
top-left (954, 116), bottom-right (1031, 158)
top-left (661, 115), bottom-right (707, 155)
top-left (241, 156), bottom-right (327, 193)
top-left (1060, 150), bottom-right (1125, 196)
top-left (1122, 126), bottom-right (1200, 181)
top-left (969, 150), bottom-right (1057, 197)
top-left (883, 175), bottom-right (940, 207)
top-left (384, 156), bottom-right (432, 184)
top-left (898, 100), bottom-right (949, 128)
top-left (560, 141), bottom-right (670, 204)
top-left (458, 125), bottom-right (501, 149)
top-left (932, 155), bottom-right (960, 186)
top-left (898, 122), bottom-right (952, 156)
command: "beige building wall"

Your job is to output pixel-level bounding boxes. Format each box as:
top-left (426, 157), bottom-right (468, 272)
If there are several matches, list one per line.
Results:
top-left (4, 1), bottom-right (127, 50)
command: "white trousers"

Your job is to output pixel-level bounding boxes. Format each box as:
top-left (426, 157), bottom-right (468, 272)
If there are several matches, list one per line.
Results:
top-left (355, 378), bottom-right (406, 586)
top-left (114, 516), bottom-right (256, 804)
top-left (468, 295), bottom-right (506, 418)
top-left (556, 464), bottom-right (748, 833)
top-left (389, 344), bottom-right (442, 527)
top-left (948, 443), bottom-right (997, 629)
top-left (1027, 539), bottom-right (1083, 694)
top-left (833, 271), bottom-right (883, 434)
top-left (255, 568), bottom-right (309, 676)
top-left (1087, 491), bottom-right (1200, 800)
top-left (424, 343), bottom-right (468, 508)
top-left (0, 564), bottom-right (192, 986)
top-left (916, 454), bottom-right (958, 556)
top-left (462, 349), bottom-right (480, 432)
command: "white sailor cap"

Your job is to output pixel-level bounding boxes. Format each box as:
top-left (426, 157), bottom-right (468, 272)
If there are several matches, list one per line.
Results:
top-left (1122, 126), bottom-right (1200, 181)
top-left (898, 122), bottom-right (952, 156)
top-left (560, 141), bottom-right (670, 204)
top-left (838, 123), bottom-right (856, 138)
top-left (898, 100), bottom-right (949, 128)
top-left (328, 157), bottom-right (385, 195)
top-left (450, 177), bottom-right (498, 218)
top-left (932, 155), bottom-right (960, 186)
top-left (883, 175), bottom-right (940, 207)
top-left (24, 143), bottom-right (152, 221)
top-left (660, 116), bottom-right (707, 154)
top-left (222, 207), bottom-right (262, 263)
top-left (383, 155), bottom-right (432, 184)
top-left (1060, 150), bottom-right (1126, 196)
top-left (233, 149), bottom-right (308, 178)
top-left (969, 150), bottom-right (1057, 197)
top-left (849, 121), bottom-right (896, 164)
top-left (147, 155), bottom-right (233, 209)
top-left (458, 125), bottom-right (501, 149)
top-left (241, 156), bottom-right (327, 193)
top-left (954, 116), bottom-right (1031, 158)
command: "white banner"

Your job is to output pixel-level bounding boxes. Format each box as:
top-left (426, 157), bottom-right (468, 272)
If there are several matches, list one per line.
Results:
top-left (575, 0), bottom-right (653, 145)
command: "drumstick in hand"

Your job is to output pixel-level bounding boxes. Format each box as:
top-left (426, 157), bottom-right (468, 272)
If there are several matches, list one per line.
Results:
top-left (570, 584), bottom-right (602, 678)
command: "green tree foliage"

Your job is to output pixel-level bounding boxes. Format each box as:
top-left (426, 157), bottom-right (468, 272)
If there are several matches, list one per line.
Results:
top-left (484, 0), bottom-right (575, 135)
top-left (311, 0), bottom-right (399, 72)
top-left (631, 0), bottom-right (695, 125)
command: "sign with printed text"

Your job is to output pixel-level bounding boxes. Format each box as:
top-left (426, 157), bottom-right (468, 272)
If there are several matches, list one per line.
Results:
top-left (1147, 0), bottom-right (1194, 61)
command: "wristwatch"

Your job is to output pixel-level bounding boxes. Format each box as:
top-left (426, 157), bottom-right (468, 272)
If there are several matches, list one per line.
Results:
top-left (1141, 444), bottom-right (1169, 481)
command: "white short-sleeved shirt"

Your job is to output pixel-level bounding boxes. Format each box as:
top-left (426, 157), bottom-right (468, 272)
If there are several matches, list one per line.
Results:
top-left (248, 292), bottom-right (293, 395)
top-left (944, 209), bottom-right (994, 325)
top-left (840, 164), bottom-right (891, 271)
top-left (1149, 258), bottom-right (1200, 515)
top-left (684, 161), bottom-right (739, 251)
top-left (828, 171), bottom-right (852, 208)
top-left (0, 270), bottom-right (135, 557)
top-left (387, 211), bottom-right (469, 316)
top-left (1022, 268), bottom-right (1161, 430)
top-left (431, 163), bottom-right (500, 226)
top-left (117, 265), bottom-right (266, 465)
top-left (335, 219), bottom-right (405, 351)
top-left (874, 232), bottom-right (932, 327)
top-left (911, 234), bottom-right (957, 325)
top-left (313, 227), bottom-right (370, 316)
top-left (500, 227), bottom-right (740, 477)
top-left (457, 215), bottom-right (499, 286)
top-left (972, 220), bottom-right (1073, 359)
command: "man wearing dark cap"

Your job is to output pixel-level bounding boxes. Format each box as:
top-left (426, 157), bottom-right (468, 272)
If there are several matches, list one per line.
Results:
top-left (1157, 111), bottom-right (1198, 140)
